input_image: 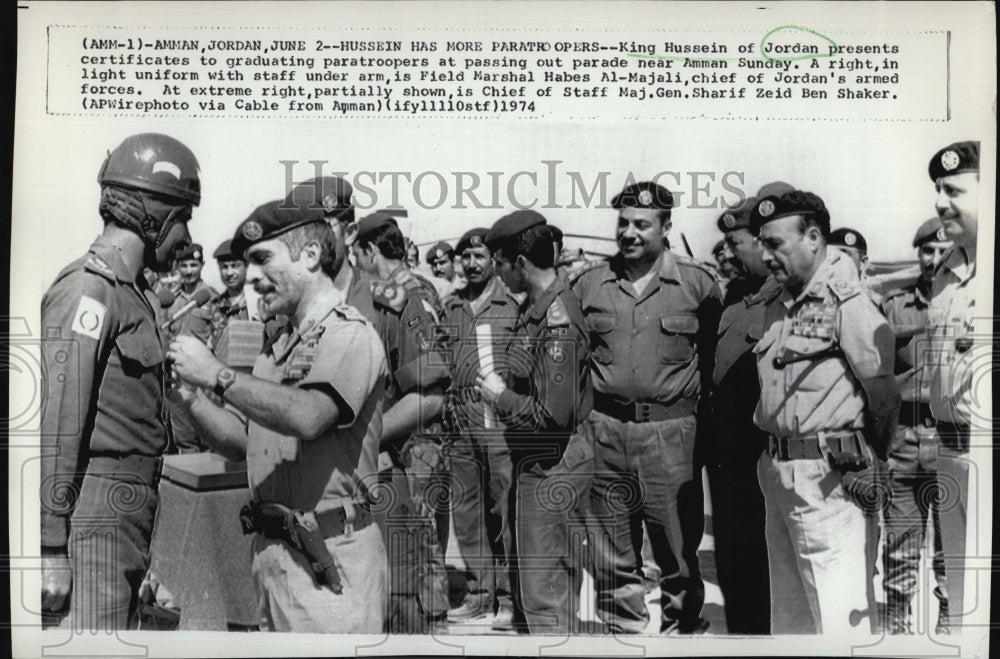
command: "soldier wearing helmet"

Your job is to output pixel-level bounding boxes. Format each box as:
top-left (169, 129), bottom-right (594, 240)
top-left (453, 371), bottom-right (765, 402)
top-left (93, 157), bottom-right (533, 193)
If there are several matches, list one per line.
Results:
top-left (39, 133), bottom-right (201, 630)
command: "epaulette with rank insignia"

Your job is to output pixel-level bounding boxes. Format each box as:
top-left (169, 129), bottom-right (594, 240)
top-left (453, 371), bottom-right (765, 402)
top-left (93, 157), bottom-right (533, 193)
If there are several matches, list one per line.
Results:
top-left (566, 259), bottom-right (606, 286)
top-left (828, 278), bottom-right (860, 302)
top-left (370, 280), bottom-right (407, 314)
top-left (546, 296), bottom-right (571, 327)
top-left (83, 255), bottom-right (116, 282)
top-left (334, 303), bottom-right (370, 324)
top-left (674, 253), bottom-right (716, 278)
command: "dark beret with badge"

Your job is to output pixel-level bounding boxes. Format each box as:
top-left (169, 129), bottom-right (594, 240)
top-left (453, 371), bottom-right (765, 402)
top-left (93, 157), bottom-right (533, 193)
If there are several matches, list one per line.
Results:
top-left (486, 210), bottom-right (547, 250)
top-left (213, 239), bottom-right (245, 262)
top-left (748, 189), bottom-right (830, 236)
top-left (611, 181), bottom-right (674, 213)
top-left (829, 228), bottom-right (868, 254)
top-left (175, 243), bottom-right (204, 262)
top-left (913, 217), bottom-right (949, 247)
top-left (354, 211), bottom-right (399, 244)
top-left (425, 240), bottom-right (455, 264)
top-left (928, 141), bottom-right (980, 181)
top-left (231, 198), bottom-right (327, 258)
top-left (284, 176), bottom-right (354, 222)
top-left (455, 227), bottom-right (491, 254)
top-left (717, 195), bottom-right (757, 233)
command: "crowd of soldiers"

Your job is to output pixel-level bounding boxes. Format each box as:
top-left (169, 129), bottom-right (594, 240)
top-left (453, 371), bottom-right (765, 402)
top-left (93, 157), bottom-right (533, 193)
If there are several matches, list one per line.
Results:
top-left (39, 133), bottom-right (981, 637)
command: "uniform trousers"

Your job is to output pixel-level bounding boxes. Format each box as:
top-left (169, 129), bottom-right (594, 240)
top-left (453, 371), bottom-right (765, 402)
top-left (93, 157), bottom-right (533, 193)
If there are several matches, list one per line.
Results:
top-left (757, 452), bottom-right (871, 635)
top-left (936, 448), bottom-right (969, 630)
top-left (513, 430), bottom-right (594, 634)
top-left (587, 410), bottom-right (705, 633)
top-left (883, 422), bottom-right (948, 633)
top-left (448, 430), bottom-right (514, 613)
top-left (251, 523), bottom-right (386, 633)
top-left (66, 461), bottom-right (160, 630)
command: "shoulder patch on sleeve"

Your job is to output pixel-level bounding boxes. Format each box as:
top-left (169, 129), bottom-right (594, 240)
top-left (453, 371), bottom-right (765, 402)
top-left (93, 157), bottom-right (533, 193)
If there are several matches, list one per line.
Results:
top-left (70, 295), bottom-right (108, 340)
top-left (83, 255), bottom-right (116, 281)
top-left (546, 296), bottom-right (570, 327)
top-left (370, 280), bottom-right (407, 314)
top-left (829, 278), bottom-right (860, 302)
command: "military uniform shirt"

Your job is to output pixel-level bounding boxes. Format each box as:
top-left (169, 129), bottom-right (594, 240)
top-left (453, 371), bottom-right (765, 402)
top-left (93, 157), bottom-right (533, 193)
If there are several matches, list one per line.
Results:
top-left (881, 279), bottom-right (932, 404)
top-left (439, 277), bottom-right (521, 430)
top-left (493, 277), bottom-right (593, 441)
top-left (339, 265), bottom-right (448, 405)
top-left (753, 250), bottom-right (895, 438)
top-left (247, 299), bottom-right (388, 512)
top-left (926, 247), bottom-right (977, 426)
top-left (40, 235), bottom-right (169, 546)
top-left (572, 252), bottom-right (722, 403)
top-left (163, 279), bottom-right (218, 344)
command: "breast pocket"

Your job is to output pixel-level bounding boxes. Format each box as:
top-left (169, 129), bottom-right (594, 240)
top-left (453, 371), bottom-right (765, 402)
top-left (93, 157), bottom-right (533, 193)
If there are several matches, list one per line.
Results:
top-left (587, 313), bottom-right (616, 364)
top-left (112, 330), bottom-right (165, 419)
top-left (659, 314), bottom-right (698, 364)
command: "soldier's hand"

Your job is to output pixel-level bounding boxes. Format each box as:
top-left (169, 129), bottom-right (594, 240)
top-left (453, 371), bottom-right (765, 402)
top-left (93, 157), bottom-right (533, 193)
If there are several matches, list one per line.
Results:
top-left (475, 372), bottom-right (506, 405)
top-left (167, 335), bottom-right (222, 389)
top-left (41, 550), bottom-right (72, 613)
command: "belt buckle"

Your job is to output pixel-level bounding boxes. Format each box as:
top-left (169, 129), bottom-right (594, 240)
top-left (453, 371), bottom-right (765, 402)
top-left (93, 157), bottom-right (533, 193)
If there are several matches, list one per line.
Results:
top-left (635, 402), bottom-right (652, 423)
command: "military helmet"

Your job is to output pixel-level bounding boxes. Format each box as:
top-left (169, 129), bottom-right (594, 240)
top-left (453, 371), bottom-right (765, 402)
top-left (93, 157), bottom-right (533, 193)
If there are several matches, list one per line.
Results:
top-left (98, 133), bottom-right (201, 205)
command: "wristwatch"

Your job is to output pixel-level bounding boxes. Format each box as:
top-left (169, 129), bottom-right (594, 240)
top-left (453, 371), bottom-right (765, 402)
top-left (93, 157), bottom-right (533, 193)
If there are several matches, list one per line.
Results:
top-left (213, 367), bottom-right (238, 398)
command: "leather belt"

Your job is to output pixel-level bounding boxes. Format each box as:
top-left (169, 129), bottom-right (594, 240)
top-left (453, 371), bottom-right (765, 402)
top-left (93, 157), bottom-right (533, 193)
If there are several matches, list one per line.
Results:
top-left (767, 430), bottom-right (864, 461)
top-left (936, 420), bottom-right (970, 453)
top-left (898, 400), bottom-right (935, 428)
top-left (594, 394), bottom-right (696, 423)
top-left (314, 504), bottom-right (374, 539)
top-left (87, 454), bottom-right (163, 486)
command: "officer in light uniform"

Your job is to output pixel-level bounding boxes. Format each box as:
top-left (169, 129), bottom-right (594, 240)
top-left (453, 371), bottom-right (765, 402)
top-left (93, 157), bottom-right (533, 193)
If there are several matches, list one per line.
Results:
top-left (707, 186), bottom-right (790, 635)
top-left (169, 199), bottom-right (388, 633)
top-left (284, 180), bottom-right (449, 633)
top-left (40, 133), bottom-right (201, 629)
top-left (439, 227), bottom-right (521, 628)
top-left (749, 189), bottom-right (900, 635)
top-left (924, 140), bottom-right (980, 631)
top-left (881, 217), bottom-right (952, 634)
top-left (476, 211), bottom-right (594, 634)
top-left (208, 239), bottom-right (250, 346)
top-left (162, 242), bottom-right (218, 344)
top-left (572, 181), bottom-right (722, 634)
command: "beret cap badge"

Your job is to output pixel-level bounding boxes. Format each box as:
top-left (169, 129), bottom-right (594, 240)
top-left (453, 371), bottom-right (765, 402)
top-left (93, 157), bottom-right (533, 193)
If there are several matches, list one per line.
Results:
top-left (844, 232), bottom-right (857, 247)
top-left (758, 199), bottom-right (775, 217)
top-left (637, 189), bottom-right (654, 206)
top-left (722, 213), bottom-right (736, 228)
top-left (242, 221), bottom-right (263, 241)
top-left (936, 227), bottom-right (947, 241)
top-left (941, 150), bottom-right (960, 172)
top-left (322, 193), bottom-right (339, 213)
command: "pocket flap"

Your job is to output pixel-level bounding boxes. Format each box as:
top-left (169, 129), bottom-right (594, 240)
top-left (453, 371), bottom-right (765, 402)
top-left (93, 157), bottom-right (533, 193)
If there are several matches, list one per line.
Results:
top-left (589, 313), bottom-right (616, 334)
top-left (661, 314), bottom-right (699, 334)
top-left (117, 331), bottom-right (164, 367)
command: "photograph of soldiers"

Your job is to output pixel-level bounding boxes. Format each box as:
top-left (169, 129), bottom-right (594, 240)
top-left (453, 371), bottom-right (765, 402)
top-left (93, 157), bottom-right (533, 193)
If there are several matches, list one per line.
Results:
top-left (167, 199), bottom-right (389, 632)
top-left (749, 189), bottom-right (900, 635)
top-left (40, 133), bottom-right (202, 629)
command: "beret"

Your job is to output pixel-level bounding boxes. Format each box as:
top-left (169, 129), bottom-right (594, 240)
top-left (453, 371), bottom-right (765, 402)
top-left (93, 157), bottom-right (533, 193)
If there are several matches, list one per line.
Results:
top-left (829, 228), bottom-right (868, 253)
top-left (175, 243), bottom-right (204, 262)
top-left (455, 227), bottom-right (490, 254)
top-left (284, 176), bottom-right (354, 221)
top-left (231, 199), bottom-right (327, 258)
top-left (212, 239), bottom-right (244, 261)
top-left (355, 212), bottom-right (399, 243)
top-left (611, 181), bottom-right (674, 211)
top-left (717, 195), bottom-right (757, 233)
top-left (749, 190), bottom-right (830, 234)
top-left (425, 240), bottom-right (455, 263)
top-left (913, 217), bottom-right (949, 247)
top-left (755, 181), bottom-right (796, 199)
top-left (928, 141), bottom-right (979, 181)
top-left (486, 210), bottom-right (547, 249)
